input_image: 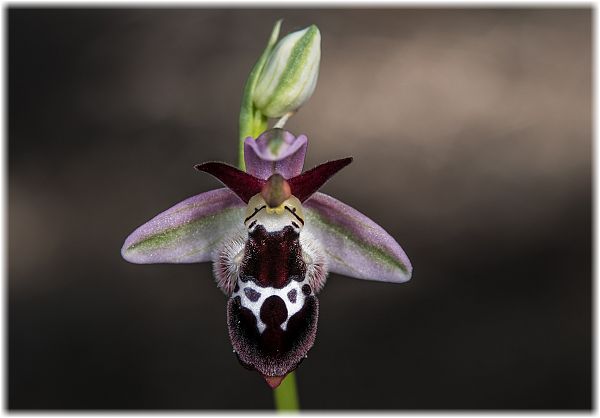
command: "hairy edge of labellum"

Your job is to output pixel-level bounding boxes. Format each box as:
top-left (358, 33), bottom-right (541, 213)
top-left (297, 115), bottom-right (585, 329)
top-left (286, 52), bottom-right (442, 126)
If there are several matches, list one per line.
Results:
top-left (227, 295), bottom-right (319, 389)
top-left (300, 232), bottom-right (328, 293)
top-left (213, 232), bottom-right (245, 295)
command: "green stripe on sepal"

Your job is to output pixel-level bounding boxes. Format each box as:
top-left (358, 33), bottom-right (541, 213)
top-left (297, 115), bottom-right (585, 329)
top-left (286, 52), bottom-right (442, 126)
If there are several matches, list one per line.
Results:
top-left (303, 192), bottom-right (412, 283)
top-left (122, 188), bottom-right (245, 264)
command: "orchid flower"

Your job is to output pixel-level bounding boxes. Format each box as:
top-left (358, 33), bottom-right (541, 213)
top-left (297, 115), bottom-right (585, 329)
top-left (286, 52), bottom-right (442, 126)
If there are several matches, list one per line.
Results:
top-left (121, 128), bottom-right (412, 388)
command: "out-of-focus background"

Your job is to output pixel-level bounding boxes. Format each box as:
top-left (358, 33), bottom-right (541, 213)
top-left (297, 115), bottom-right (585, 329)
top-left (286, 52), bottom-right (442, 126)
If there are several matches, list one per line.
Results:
top-left (8, 8), bottom-right (591, 410)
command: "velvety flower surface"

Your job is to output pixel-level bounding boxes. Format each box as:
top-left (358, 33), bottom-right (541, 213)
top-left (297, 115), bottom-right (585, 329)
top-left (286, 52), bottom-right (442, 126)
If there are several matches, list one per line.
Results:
top-left (122, 128), bottom-right (412, 388)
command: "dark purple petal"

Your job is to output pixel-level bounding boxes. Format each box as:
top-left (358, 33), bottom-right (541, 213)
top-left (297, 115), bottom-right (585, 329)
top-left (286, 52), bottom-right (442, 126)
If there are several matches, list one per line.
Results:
top-left (195, 162), bottom-right (265, 203)
top-left (303, 192), bottom-right (412, 283)
top-left (122, 188), bottom-right (245, 264)
top-left (288, 157), bottom-right (353, 202)
top-left (244, 129), bottom-right (308, 180)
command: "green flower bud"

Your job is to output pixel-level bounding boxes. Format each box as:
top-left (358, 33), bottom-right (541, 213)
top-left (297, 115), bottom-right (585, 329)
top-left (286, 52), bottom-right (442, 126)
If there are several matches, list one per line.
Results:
top-left (253, 25), bottom-right (321, 118)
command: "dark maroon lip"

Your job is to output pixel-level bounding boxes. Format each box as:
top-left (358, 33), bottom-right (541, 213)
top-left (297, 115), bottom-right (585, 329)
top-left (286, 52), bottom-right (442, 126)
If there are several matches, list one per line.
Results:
top-left (227, 295), bottom-right (319, 382)
top-left (241, 225), bottom-right (306, 289)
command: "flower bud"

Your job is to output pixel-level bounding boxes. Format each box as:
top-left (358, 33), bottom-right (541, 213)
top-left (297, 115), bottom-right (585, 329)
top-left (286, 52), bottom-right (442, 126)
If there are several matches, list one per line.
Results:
top-left (253, 25), bottom-right (321, 118)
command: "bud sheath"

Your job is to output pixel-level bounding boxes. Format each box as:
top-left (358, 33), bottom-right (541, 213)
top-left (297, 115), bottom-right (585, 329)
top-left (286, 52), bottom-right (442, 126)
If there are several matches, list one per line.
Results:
top-left (253, 25), bottom-right (321, 118)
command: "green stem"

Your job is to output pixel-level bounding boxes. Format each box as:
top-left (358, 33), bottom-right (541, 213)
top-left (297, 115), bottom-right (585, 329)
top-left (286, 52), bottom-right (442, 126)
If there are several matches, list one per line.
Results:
top-left (274, 371), bottom-right (300, 412)
top-left (238, 20), bottom-right (282, 170)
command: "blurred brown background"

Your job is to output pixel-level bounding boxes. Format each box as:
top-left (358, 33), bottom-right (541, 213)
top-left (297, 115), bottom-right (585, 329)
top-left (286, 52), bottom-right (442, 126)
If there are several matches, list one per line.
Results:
top-left (8, 8), bottom-right (591, 410)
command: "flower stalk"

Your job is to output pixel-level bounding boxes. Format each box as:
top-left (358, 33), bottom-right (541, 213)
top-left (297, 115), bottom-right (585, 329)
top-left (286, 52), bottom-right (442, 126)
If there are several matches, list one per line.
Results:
top-left (274, 371), bottom-right (300, 411)
top-left (274, 111), bottom-right (296, 129)
top-left (238, 19), bottom-right (282, 171)
top-left (238, 20), bottom-right (282, 170)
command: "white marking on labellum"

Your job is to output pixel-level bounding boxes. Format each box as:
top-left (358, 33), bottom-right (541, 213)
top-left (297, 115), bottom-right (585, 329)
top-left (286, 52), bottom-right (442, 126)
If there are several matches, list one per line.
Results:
top-left (231, 278), bottom-right (311, 334)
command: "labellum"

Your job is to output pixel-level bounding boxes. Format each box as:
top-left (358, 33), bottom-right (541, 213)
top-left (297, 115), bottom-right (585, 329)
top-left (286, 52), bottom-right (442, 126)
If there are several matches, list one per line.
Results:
top-left (197, 158), bottom-right (350, 387)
